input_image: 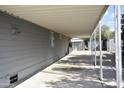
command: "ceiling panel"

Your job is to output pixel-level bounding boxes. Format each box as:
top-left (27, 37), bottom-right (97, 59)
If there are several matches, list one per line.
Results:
top-left (0, 5), bottom-right (107, 38)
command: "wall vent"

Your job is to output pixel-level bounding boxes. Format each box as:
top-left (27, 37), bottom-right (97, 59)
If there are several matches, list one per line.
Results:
top-left (9, 74), bottom-right (18, 84)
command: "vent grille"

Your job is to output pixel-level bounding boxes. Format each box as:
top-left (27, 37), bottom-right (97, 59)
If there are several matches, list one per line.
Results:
top-left (9, 74), bottom-right (18, 84)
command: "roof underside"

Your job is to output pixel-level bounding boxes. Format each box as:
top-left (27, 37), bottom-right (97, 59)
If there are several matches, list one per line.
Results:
top-left (0, 5), bottom-right (107, 38)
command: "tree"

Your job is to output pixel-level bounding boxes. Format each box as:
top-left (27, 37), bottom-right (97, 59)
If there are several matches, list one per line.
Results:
top-left (102, 25), bottom-right (111, 40)
top-left (95, 25), bottom-right (111, 40)
top-left (95, 25), bottom-right (111, 50)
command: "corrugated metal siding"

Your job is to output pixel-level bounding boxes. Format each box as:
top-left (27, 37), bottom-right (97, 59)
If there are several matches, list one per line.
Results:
top-left (0, 12), bottom-right (69, 87)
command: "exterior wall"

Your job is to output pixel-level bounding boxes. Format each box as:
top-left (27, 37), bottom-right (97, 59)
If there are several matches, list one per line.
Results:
top-left (0, 12), bottom-right (70, 87)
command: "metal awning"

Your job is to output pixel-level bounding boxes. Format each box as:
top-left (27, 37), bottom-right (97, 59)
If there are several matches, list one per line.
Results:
top-left (0, 5), bottom-right (107, 38)
top-left (0, 5), bottom-right (123, 88)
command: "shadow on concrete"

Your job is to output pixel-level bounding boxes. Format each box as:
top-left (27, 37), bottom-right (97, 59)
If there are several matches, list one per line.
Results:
top-left (58, 54), bottom-right (94, 66)
top-left (45, 79), bottom-right (116, 88)
top-left (45, 66), bottom-right (116, 88)
top-left (96, 53), bottom-right (115, 67)
top-left (45, 78), bottom-right (102, 88)
top-left (44, 52), bottom-right (117, 88)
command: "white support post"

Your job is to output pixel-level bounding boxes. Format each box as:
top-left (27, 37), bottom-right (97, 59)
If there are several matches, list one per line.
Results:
top-left (93, 34), bottom-right (95, 63)
top-left (114, 5), bottom-right (122, 88)
top-left (91, 34), bottom-right (94, 63)
top-left (94, 30), bottom-right (97, 66)
top-left (90, 37), bottom-right (92, 51)
top-left (90, 36), bottom-right (93, 65)
top-left (99, 21), bottom-right (103, 80)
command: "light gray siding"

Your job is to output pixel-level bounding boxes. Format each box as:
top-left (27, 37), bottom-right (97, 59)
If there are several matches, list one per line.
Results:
top-left (0, 12), bottom-right (70, 87)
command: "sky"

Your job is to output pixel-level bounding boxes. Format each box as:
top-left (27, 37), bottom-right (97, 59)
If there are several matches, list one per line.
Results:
top-left (101, 5), bottom-right (124, 32)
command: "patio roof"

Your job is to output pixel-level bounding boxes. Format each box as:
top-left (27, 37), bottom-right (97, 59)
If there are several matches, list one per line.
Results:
top-left (0, 5), bottom-right (108, 38)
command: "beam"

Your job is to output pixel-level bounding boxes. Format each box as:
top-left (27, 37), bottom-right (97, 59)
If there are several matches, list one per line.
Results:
top-left (114, 5), bottom-right (122, 88)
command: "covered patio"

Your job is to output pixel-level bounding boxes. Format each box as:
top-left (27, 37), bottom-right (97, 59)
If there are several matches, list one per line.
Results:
top-left (0, 5), bottom-right (123, 88)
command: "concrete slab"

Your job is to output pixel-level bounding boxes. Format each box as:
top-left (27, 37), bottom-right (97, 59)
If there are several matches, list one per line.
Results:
top-left (15, 51), bottom-right (124, 88)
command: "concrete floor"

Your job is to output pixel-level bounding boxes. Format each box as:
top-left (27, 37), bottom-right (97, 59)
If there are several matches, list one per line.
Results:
top-left (15, 51), bottom-right (124, 88)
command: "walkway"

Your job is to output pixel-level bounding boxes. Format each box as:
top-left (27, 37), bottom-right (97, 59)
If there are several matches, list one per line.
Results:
top-left (15, 51), bottom-right (123, 88)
